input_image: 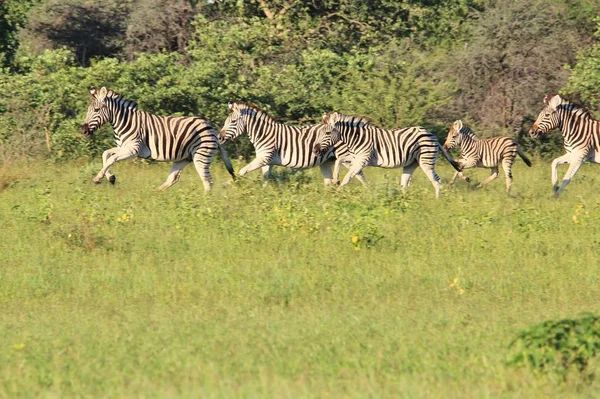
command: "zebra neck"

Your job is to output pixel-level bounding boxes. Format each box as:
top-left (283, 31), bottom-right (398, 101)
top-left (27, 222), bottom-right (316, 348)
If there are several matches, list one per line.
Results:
top-left (245, 114), bottom-right (277, 142)
top-left (110, 105), bottom-right (139, 138)
top-left (558, 107), bottom-right (600, 138)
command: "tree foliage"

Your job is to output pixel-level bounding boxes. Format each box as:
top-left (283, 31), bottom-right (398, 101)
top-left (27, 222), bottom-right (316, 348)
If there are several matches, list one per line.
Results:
top-left (0, 0), bottom-right (598, 162)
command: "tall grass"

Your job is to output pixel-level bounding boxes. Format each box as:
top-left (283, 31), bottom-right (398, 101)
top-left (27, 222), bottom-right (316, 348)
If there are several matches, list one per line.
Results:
top-left (1, 158), bottom-right (599, 397)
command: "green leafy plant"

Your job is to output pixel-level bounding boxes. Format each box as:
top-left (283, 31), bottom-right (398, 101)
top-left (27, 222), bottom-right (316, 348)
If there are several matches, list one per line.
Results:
top-left (508, 314), bottom-right (600, 379)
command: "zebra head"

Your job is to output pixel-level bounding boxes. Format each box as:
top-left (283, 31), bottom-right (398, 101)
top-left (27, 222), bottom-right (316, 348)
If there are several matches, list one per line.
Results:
top-left (312, 112), bottom-right (342, 156)
top-left (219, 102), bottom-right (250, 144)
top-left (82, 86), bottom-right (110, 137)
top-left (443, 120), bottom-right (464, 150)
top-left (529, 93), bottom-right (561, 138)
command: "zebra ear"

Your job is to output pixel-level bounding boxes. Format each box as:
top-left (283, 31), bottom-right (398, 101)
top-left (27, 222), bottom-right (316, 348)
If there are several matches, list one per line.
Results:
top-left (92, 87), bottom-right (108, 102)
top-left (89, 86), bottom-right (96, 96)
top-left (322, 112), bottom-right (329, 123)
top-left (544, 92), bottom-right (558, 105)
top-left (228, 102), bottom-right (234, 111)
top-left (454, 120), bottom-right (463, 131)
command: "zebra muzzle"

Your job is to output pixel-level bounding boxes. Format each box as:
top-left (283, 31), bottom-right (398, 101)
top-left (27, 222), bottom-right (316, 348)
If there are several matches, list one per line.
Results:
top-left (81, 124), bottom-right (92, 137)
top-left (312, 144), bottom-right (323, 156)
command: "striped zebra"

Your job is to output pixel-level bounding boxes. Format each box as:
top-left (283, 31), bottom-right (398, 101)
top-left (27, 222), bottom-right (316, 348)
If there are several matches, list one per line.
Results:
top-left (218, 102), bottom-right (366, 186)
top-left (443, 120), bottom-right (532, 193)
top-left (529, 93), bottom-right (600, 197)
top-left (81, 87), bottom-right (235, 191)
top-left (313, 112), bottom-right (462, 198)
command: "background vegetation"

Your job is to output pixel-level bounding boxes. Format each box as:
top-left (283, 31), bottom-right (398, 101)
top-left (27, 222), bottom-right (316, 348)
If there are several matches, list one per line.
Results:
top-left (1, 0), bottom-right (600, 162)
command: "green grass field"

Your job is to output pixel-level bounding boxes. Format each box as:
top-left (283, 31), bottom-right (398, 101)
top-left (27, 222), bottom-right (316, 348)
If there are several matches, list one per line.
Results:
top-left (1, 158), bottom-right (600, 398)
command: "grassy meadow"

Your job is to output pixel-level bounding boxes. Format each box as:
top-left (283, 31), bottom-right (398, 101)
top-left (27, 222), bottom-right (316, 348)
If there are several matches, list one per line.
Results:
top-left (1, 157), bottom-right (600, 397)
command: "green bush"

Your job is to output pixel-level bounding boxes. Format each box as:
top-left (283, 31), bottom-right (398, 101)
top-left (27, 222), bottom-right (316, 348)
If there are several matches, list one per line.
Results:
top-left (508, 314), bottom-right (600, 379)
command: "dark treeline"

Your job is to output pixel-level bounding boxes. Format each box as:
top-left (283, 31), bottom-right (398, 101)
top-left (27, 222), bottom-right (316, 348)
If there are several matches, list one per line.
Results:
top-left (1, 0), bottom-right (599, 161)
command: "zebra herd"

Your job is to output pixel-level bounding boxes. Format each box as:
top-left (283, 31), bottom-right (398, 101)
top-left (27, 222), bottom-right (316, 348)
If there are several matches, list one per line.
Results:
top-left (82, 87), bottom-right (600, 198)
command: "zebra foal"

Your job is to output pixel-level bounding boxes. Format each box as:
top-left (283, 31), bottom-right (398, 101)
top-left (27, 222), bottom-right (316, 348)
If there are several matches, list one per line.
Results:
top-left (443, 120), bottom-right (531, 193)
top-left (218, 102), bottom-right (366, 186)
top-left (313, 112), bottom-right (462, 198)
top-left (529, 93), bottom-right (600, 197)
top-left (81, 87), bottom-right (235, 191)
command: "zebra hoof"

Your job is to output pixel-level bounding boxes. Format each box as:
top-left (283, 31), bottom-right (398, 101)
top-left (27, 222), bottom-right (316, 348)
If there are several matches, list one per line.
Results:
top-left (108, 175), bottom-right (116, 185)
top-left (92, 178), bottom-right (102, 185)
top-left (465, 177), bottom-right (471, 183)
top-left (552, 185), bottom-right (559, 192)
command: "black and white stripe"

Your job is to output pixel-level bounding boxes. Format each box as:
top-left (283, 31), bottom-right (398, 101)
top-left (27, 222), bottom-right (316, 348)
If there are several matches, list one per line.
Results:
top-left (443, 120), bottom-right (531, 193)
top-left (529, 93), bottom-right (600, 197)
top-left (313, 112), bottom-right (461, 198)
top-left (81, 86), bottom-right (235, 191)
top-left (218, 102), bottom-right (366, 186)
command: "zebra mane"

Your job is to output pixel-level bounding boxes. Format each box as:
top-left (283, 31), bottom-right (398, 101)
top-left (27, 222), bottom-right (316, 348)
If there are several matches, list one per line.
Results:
top-left (459, 126), bottom-right (477, 138)
top-left (324, 112), bottom-right (374, 127)
top-left (232, 101), bottom-right (277, 124)
top-left (558, 100), bottom-right (596, 121)
top-left (105, 90), bottom-right (138, 110)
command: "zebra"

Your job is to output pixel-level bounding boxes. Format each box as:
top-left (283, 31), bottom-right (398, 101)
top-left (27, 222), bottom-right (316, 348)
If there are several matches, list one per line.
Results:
top-left (443, 120), bottom-right (532, 193)
top-left (81, 86), bottom-right (235, 191)
top-left (529, 93), bottom-right (600, 197)
top-left (312, 112), bottom-right (462, 198)
top-left (218, 102), bottom-right (367, 186)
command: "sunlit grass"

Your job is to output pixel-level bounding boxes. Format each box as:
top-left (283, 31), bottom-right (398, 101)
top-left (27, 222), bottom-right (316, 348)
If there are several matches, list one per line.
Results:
top-left (1, 158), bottom-right (599, 397)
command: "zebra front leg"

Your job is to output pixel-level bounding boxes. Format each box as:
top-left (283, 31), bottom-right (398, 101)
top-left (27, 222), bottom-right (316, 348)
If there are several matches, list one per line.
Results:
top-left (477, 167), bottom-right (499, 188)
top-left (551, 153), bottom-right (572, 192)
top-left (158, 161), bottom-right (190, 190)
top-left (261, 165), bottom-right (272, 187)
top-left (92, 146), bottom-right (140, 185)
top-left (555, 158), bottom-right (585, 198)
top-left (101, 147), bottom-right (119, 184)
top-left (339, 158), bottom-right (369, 188)
top-left (338, 158), bottom-right (367, 186)
top-left (319, 161), bottom-right (334, 185)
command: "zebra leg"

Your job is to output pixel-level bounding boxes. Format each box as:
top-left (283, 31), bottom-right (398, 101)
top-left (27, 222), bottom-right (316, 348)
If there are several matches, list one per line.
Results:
top-left (339, 158), bottom-right (369, 188)
top-left (555, 159), bottom-right (585, 198)
top-left (158, 161), bottom-right (190, 191)
top-left (449, 171), bottom-right (460, 185)
top-left (101, 147), bottom-right (118, 184)
top-left (338, 159), bottom-right (367, 186)
top-left (501, 160), bottom-right (514, 193)
top-left (551, 153), bottom-right (571, 191)
top-left (92, 146), bottom-right (140, 184)
top-left (477, 167), bottom-right (499, 188)
top-left (261, 165), bottom-right (272, 187)
top-left (319, 161), bottom-right (334, 185)
top-left (238, 155), bottom-right (271, 177)
top-left (419, 164), bottom-right (442, 199)
top-left (400, 163), bottom-right (419, 192)
top-left (192, 153), bottom-right (214, 192)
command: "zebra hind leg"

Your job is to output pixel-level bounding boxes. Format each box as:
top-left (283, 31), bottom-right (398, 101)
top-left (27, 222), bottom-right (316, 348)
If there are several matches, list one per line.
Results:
top-left (477, 167), bottom-right (499, 189)
top-left (419, 163), bottom-right (442, 199)
top-left (158, 161), bottom-right (190, 191)
top-left (193, 153), bottom-right (214, 192)
top-left (400, 163), bottom-right (418, 193)
top-left (261, 165), bottom-right (272, 187)
top-left (501, 159), bottom-right (514, 194)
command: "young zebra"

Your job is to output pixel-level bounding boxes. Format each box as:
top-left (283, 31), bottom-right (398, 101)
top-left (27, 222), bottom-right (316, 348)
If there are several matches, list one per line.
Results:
top-left (218, 102), bottom-right (366, 186)
top-left (443, 120), bottom-right (532, 193)
top-left (312, 112), bottom-right (462, 198)
top-left (81, 87), bottom-right (235, 191)
top-left (529, 93), bottom-right (600, 197)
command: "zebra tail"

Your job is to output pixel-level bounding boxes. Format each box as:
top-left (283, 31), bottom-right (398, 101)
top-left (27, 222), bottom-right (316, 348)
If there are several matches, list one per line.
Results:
top-left (439, 144), bottom-right (462, 172)
top-left (517, 147), bottom-right (532, 167)
top-left (218, 143), bottom-right (237, 179)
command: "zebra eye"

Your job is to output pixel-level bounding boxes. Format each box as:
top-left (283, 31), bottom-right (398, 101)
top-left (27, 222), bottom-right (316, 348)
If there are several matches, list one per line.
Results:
top-left (94, 107), bottom-right (101, 112)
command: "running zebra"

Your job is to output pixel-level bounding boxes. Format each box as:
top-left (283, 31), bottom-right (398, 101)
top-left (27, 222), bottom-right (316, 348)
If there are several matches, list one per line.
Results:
top-left (81, 87), bottom-right (235, 191)
top-left (218, 102), bottom-right (366, 186)
top-left (313, 112), bottom-right (462, 198)
top-left (443, 120), bottom-right (532, 193)
top-left (529, 93), bottom-right (600, 197)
